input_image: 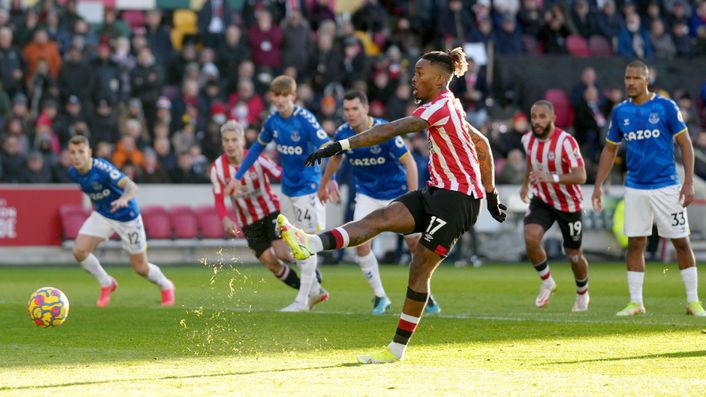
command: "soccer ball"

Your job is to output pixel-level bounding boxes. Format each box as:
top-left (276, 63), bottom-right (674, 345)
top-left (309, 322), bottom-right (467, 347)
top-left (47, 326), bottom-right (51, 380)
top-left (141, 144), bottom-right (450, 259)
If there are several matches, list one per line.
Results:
top-left (28, 287), bottom-right (70, 328)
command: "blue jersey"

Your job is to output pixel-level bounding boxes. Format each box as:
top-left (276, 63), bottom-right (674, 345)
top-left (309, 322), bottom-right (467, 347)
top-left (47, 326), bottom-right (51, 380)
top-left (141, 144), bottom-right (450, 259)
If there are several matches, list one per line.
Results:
top-left (68, 158), bottom-right (140, 221)
top-left (258, 106), bottom-right (330, 196)
top-left (335, 118), bottom-right (411, 200)
top-left (606, 94), bottom-right (687, 189)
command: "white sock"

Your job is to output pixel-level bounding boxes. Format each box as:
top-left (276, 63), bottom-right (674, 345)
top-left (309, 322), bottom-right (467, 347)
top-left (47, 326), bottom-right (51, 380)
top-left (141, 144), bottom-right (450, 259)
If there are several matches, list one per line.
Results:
top-left (388, 341), bottom-right (406, 359)
top-left (627, 271), bottom-right (644, 305)
top-left (357, 252), bottom-right (386, 297)
top-left (146, 263), bottom-right (173, 290)
top-left (294, 255), bottom-right (317, 305)
top-left (80, 253), bottom-right (112, 287)
top-left (680, 267), bottom-right (699, 303)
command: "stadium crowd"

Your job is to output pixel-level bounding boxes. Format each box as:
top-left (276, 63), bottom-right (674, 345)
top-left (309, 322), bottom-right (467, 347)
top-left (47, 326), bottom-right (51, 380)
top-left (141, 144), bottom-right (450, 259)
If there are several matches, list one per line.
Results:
top-left (0, 0), bottom-right (705, 186)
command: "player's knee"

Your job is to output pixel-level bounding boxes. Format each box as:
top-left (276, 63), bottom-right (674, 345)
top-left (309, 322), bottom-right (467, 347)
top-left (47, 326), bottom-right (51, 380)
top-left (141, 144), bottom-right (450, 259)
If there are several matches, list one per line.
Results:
top-left (524, 233), bottom-right (542, 249)
top-left (565, 249), bottom-right (582, 265)
top-left (627, 238), bottom-right (647, 251)
top-left (132, 259), bottom-right (149, 276)
top-left (72, 246), bottom-right (89, 262)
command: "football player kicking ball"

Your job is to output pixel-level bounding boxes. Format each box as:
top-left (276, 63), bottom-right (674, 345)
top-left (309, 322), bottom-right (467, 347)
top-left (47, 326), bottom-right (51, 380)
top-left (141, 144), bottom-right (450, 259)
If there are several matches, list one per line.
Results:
top-left (278, 48), bottom-right (507, 363)
top-left (593, 60), bottom-right (705, 317)
top-left (318, 90), bottom-right (441, 315)
top-left (210, 121), bottom-right (321, 298)
top-left (234, 76), bottom-right (331, 312)
top-left (520, 100), bottom-right (589, 312)
top-left (67, 135), bottom-right (175, 307)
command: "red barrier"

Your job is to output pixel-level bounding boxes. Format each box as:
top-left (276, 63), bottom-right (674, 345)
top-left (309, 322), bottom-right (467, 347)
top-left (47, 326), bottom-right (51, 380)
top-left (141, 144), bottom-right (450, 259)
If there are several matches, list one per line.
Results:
top-left (0, 186), bottom-right (83, 246)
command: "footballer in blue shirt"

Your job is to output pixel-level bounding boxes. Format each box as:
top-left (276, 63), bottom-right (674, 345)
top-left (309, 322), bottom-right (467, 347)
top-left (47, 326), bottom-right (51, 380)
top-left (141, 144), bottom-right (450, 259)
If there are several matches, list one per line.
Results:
top-left (234, 75), bottom-right (332, 312)
top-left (67, 135), bottom-right (175, 307)
top-left (318, 91), bottom-right (441, 315)
top-left (592, 60), bottom-right (704, 317)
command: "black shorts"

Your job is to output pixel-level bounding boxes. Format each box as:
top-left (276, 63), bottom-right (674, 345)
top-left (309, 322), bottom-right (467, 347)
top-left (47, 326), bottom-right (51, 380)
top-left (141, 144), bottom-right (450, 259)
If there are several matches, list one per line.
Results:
top-left (524, 197), bottom-right (583, 249)
top-left (394, 187), bottom-right (481, 258)
top-left (241, 212), bottom-right (280, 258)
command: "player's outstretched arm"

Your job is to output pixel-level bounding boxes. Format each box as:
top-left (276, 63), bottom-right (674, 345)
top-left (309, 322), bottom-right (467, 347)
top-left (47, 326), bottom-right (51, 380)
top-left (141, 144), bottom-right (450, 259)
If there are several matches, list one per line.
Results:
top-left (305, 116), bottom-right (429, 166)
top-left (111, 177), bottom-right (138, 212)
top-left (234, 141), bottom-right (266, 180)
top-left (592, 143), bottom-right (619, 211)
top-left (676, 132), bottom-right (695, 207)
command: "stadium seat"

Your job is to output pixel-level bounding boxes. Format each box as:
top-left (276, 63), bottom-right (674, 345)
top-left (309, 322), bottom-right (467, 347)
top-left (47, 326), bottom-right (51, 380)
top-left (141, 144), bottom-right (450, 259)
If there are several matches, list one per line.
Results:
top-left (588, 35), bottom-right (613, 56)
top-left (141, 206), bottom-right (173, 240)
top-left (195, 206), bottom-right (225, 239)
top-left (171, 9), bottom-right (198, 50)
top-left (566, 35), bottom-right (591, 57)
top-left (121, 10), bottom-right (145, 30)
top-left (59, 205), bottom-right (89, 241)
top-left (545, 89), bottom-right (575, 130)
top-left (169, 206), bottom-right (199, 239)
top-left (522, 34), bottom-right (544, 55)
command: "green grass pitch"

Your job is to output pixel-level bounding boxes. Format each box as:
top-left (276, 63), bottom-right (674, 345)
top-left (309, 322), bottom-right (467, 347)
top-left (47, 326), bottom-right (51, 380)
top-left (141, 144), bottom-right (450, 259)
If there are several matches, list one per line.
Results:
top-left (1, 259), bottom-right (705, 396)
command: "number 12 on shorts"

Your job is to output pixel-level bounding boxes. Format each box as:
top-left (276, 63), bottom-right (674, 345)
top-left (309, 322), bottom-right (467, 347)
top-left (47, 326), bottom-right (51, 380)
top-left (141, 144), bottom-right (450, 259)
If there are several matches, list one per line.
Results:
top-left (426, 216), bottom-right (447, 235)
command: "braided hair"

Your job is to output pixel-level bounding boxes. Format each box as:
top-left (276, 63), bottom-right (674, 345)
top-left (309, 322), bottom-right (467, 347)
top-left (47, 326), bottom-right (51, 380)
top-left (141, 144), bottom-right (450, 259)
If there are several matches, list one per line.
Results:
top-left (421, 47), bottom-right (468, 79)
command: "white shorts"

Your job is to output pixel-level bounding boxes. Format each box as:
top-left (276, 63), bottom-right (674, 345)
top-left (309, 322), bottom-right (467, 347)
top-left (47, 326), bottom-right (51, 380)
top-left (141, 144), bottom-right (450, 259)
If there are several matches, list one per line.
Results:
top-left (353, 193), bottom-right (392, 221)
top-left (283, 193), bottom-right (325, 233)
top-left (624, 185), bottom-right (689, 239)
top-left (78, 211), bottom-right (148, 254)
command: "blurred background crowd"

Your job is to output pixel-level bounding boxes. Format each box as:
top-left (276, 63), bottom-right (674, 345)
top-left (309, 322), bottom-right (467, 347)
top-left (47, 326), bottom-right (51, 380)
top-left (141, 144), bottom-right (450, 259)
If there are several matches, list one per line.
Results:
top-left (0, 0), bottom-right (705, 188)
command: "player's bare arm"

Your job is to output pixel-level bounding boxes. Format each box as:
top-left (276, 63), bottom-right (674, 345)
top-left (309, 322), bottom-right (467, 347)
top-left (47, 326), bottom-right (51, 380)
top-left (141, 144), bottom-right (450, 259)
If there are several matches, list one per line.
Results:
top-left (400, 153), bottom-right (418, 191)
top-left (675, 132), bottom-right (695, 207)
top-left (318, 155), bottom-right (344, 204)
top-left (530, 166), bottom-right (586, 185)
top-left (111, 178), bottom-right (138, 212)
top-left (520, 157), bottom-right (532, 203)
top-left (591, 142), bottom-right (619, 211)
top-left (305, 116), bottom-right (429, 166)
top-left (469, 125), bottom-right (496, 193)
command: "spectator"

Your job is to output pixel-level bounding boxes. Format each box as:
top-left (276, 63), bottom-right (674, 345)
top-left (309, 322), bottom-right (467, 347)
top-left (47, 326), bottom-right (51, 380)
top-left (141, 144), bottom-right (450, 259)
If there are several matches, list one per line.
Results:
top-left (341, 37), bottom-right (368, 88)
top-left (218, 25), bottom-right (250, 92)
top-left (60, 0), bottom-right (82, 33)
top-left (574, 85), bottom-right (606, 162)
top-left (170, 151), bottom-right (208, 183)
top-left (351, 0), bottom-right (389, 50)
top-left (436, 0), bottom-right (476, 45)
top-left (540, 5), bottom-right (571, 54)
top-left (92, 42), bottom-right (122, 104)
top-left (0, 27), bottom-right (24, 97)
top-left (43, 9), bottom-right (71, 52)
top-left (54, 95), bottom-right (86, 145)
top-left (96, 7), bottom-right (129, 41)
top-left (601, 86), bottom-right (624, 117)
top-left (692, 2), bottom-right (706, 39)
top-left (281, 10), bottom-right (313, 80)
top-left (130, 47), bottom-right (163, 126)
top-left (248, 9), bottom-right (282, 71)
top-left (4, 116), bottom-right (30, 155)
top-left (227, 79), bottom-right (265, 128)
top-left (570, 66), bottom-right (599, 107)
top-left (517, 0), bottom-right (543, 37)
top-left (153, 136), bottom-right (176, 172)
top-left (672, 21), bottom-right (695, 57)
top-left (15, 8), bottom-right (39, 47)
top-left (694, 131), bottom-right (706, 180)
top-left (495, 16), bottom-right (526, 55)
top-left (199, 79), bottom-right (223, 118)
top-left (499, 112), bottom-right (528, 157)
top-left (310, 32), bottom-right (340, 92)
top-left (137, 148), bottom-right (170, 183)
top-left (309, 0), bottom-right (335, 31)
top-left (650, 19), bottom-right (677, 59)
top-left (188, 144), bottom-right (208, 176)
top-left (23, 29), bottom-right (62, 80)
top-left (10, 94), bottom-right (31, 132)
top-left (167, 43), bottom-right (198, 85)
top-left (34, 112), bottom-right (60, 159)
top-left (68, 19), bottom-right (98, 56)
top-left (154, 97), bottom-right (172, 134)
top-left (198, 0), bottom-right (232, 49)
top-left (385, 84), bottom-right (412, 121)
top-left (51, 148), bottom-right (73, 183)
top-left (19, 151), bottom-right (51, 183)
top-left (668, 1), bottom-right (690, 28)
top-left (145, 10), bottom-right (173, 66)
top-left (595, 0), bottom-right (624, 40)
top-left (57, 43), bottom-right (94, 105)
top-left (568, 0), bottom-right (596, 38)
top-left (471, 17), bottom-right (494, 46)
top-left (617, 13), bottom-right (652, 59)
top-left (644, 1), bottom-right (667, 29)
top-left (494, 0), bottom-right (520, 19)
top-left (111, 36), bottom-right (135, 99)
top-left (1, 135), bottom-right (26, 182)
top-left (89, 98), bottom-right (120, 146)
top-left (112, 135), bottom-right (144, 168)
top-left (497, 149), bottom-right (526, 184)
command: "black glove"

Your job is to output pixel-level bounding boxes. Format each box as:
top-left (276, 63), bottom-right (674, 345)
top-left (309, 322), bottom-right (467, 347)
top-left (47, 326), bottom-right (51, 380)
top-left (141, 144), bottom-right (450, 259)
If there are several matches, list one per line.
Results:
top-left (305, 141), bottom-right (343, 166)
top-left (486, 189), bottom-right (507, 223)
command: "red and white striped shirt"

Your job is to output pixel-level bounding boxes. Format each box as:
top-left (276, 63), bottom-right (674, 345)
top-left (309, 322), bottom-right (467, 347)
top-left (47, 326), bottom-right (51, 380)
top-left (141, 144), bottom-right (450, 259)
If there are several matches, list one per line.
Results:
top-left (210, 151), bottom-right (281, 227)
top-left (522, 128), bottom-right (584, 213)
top-left (412, 90), bottom-right (484, 198)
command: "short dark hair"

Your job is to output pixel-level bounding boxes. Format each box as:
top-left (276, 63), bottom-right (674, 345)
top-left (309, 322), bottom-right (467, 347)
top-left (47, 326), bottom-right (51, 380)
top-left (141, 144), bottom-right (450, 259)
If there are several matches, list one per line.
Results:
top-left (68, 135), bottom-right (90, 147)
top-left (343, 90), bottom-right (368, 106)
top-left (626, 60), bottom-right (649, 75)
top-left (532, 99), bottom-right (555, 114)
